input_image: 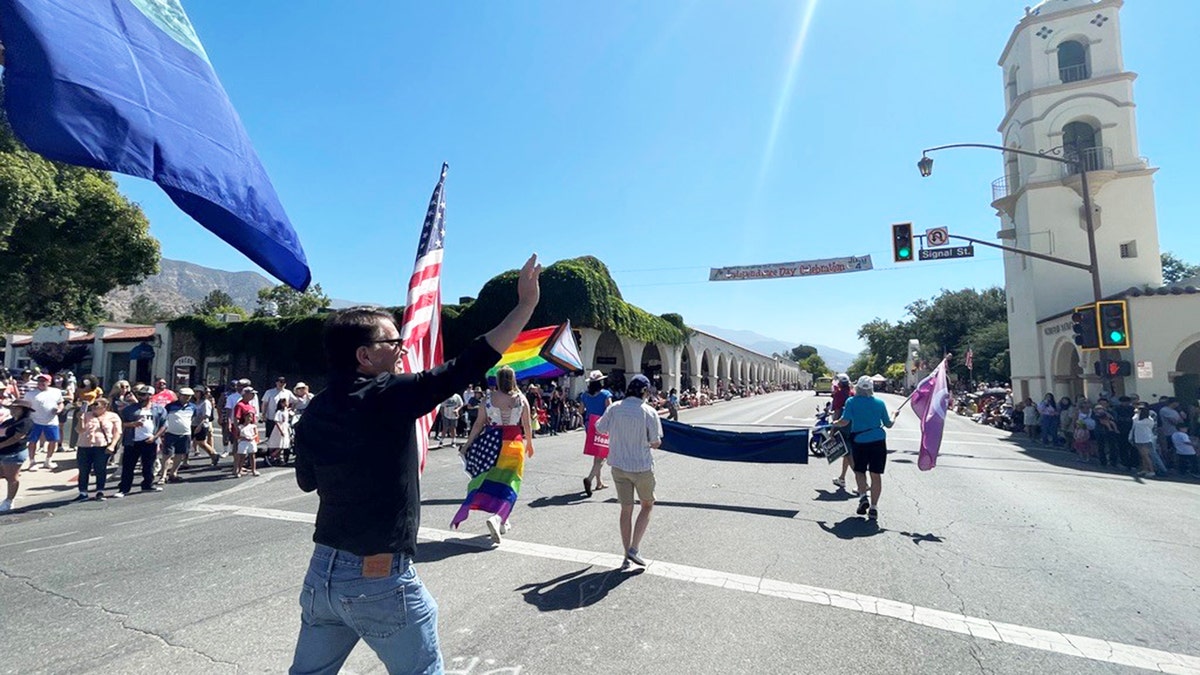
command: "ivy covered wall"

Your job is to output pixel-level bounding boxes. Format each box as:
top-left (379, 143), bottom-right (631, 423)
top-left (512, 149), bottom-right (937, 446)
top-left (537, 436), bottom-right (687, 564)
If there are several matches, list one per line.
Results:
top-left (168, 256), bottom-right (689, 390)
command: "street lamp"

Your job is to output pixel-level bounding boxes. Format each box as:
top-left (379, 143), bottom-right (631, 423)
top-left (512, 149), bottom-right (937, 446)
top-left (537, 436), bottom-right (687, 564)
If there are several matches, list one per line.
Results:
top-left (918, 141), bottom-right (1111, 391)
top-left (917, 155), bottom-right (933, 178)
top-left (916, 143), bottom-right (1102, 304)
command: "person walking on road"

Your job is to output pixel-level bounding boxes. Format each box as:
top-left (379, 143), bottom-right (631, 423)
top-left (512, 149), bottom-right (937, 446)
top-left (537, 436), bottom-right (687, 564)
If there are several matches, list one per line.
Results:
top-left (834, 376), bottom-right (896, 520)
top-left (158, 388), bottom-right (197, 484)
top-left (0, 399), bottom-right (36, 511)
top-left (580, 370), bottom-right (613, 496)
top-left (116, 384), bottom-right (166, 497)
top-left (452, 365), bottom-right (533, 544)
top-left (74, 397), bottom-right (121, 501)
top-left (830, 374), bottom-right (853, 490)
top-left (596, 374), bottom-right (663, 567)
top-left (288, 253), bottom-right (541, 675)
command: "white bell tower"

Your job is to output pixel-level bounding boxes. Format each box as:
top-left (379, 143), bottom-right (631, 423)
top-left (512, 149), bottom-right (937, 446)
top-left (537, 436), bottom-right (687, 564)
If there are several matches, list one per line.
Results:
top-left (993, 0), bottom-right (1162, 398)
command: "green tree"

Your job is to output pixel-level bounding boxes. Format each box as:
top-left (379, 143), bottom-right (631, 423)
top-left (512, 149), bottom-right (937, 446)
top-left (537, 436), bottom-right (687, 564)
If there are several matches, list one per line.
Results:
top-left (797, 353), bottom-right (829, 377)
top-left (1161, 251), bottom-right (1200, 284)
top-left (847, 351), bottom-right (873, 381)
top-left (884, 362), bottom-right (906, 382)
top-left (254, 283), bottom-right (331, 317)
top-left (789, 344), bottom-right (818, 361)
top-left (127, 294), bottom-right (175, 324)
top-left (0, 97), bottom-right (160, 330)
top-left (192, 289), bottom-right (247, 319)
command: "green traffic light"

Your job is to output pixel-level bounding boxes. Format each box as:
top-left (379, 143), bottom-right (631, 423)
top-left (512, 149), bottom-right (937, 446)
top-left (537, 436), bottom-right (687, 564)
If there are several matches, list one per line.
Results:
top-left (1109, 330), bottom-right (1124, 343)
top-left (899, 247), bottom-right (911, 259)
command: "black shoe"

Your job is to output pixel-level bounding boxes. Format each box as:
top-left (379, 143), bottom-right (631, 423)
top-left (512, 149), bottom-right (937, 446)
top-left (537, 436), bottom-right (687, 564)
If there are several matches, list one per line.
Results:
top-left (73, 493), bottom-right (89, 502)
top-left (211, 455), bottom-right (220, 467)
top-left (94, 493), bottom-right (107, 502)
top-left (868, 507), bottom-right (878, 520)
top-left (856, 498), bottom-right (870, 516)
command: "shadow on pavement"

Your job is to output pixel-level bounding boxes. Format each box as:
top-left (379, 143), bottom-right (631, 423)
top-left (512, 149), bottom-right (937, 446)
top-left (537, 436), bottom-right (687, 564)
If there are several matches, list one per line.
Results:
top-left (421, 498), bottom-right (467, 507)
top-left (516, 565), bottom-right (644, 611)
top-left (898, 531), bottom-right (944, 545)
top-left (812, 489), bottom-right (856, 502)
top-left (527, 492), bottom-right (591, 508)
top-left (816, 517), bottom-right (884, 540)
top-left (599, 498), bottom-right (799, 519)
top-left (415, 537), bottom-right (494, 563)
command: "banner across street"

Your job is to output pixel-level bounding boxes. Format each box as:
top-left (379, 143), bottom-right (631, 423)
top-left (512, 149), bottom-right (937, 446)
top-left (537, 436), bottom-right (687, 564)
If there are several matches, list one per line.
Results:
top-left (709, 255), bottom-right (873, 281)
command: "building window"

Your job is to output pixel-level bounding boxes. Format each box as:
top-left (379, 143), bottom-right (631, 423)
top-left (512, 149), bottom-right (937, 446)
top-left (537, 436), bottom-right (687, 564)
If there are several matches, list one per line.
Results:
top-left (1062, 121), bottom-right (1109, 173)
top-left (1005, 67), bottom-right (1019, 105)
top-left (1119, 241), bottom-right (1138, 259)
top-left (1057, 40), bottom-right (1090, 83)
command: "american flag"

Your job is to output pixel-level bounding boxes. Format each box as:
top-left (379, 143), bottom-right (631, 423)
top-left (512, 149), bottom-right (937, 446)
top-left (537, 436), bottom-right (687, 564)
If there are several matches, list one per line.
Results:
top-left (400, 163), bottom-right (448, 473)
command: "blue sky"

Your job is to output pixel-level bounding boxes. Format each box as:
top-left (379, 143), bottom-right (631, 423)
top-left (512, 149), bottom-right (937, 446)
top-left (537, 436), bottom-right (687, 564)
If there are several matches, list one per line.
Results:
top-left (113, 0), bottom-right (1200, 354)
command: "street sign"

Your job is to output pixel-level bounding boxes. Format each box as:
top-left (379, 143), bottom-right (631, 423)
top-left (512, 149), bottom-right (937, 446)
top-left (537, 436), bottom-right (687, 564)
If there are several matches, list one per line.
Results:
top-left (926, 227), bottom-right (949, 247)
top-left (918, 245), bottom-right (974, 261)
top-left (1137, 360), bottom-right (1153, 379)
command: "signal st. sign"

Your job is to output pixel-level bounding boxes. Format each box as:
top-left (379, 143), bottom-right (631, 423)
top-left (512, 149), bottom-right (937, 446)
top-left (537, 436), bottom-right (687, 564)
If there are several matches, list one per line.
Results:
top-left (919, 245), bottom-right (974, 261)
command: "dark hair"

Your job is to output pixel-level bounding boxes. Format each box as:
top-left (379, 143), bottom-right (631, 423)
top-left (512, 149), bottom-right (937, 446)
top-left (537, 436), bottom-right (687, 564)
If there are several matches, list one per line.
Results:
top-left (1136, 405), bottom-right (1149, 420)
top-left (587, 380), bottom-right (604, 395)
top-left (323, 307), bottom-right (395, 372)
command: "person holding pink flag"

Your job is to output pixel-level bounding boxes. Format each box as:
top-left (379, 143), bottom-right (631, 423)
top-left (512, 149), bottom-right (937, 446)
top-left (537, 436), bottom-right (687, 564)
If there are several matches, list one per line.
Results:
top-left (834, 376), bottom-right (897, 520)
top-left (909, 358), bottom-right (951, 472)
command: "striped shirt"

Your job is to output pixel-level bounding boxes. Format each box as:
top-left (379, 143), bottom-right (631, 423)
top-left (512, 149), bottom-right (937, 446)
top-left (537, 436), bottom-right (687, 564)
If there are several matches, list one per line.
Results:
top-left (596, 396), bottom-right (662, 473)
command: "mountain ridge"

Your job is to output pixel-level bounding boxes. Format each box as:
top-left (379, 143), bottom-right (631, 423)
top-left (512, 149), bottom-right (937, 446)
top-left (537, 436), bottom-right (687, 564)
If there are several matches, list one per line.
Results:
top-left (692, 324), bottom-right (857, 372)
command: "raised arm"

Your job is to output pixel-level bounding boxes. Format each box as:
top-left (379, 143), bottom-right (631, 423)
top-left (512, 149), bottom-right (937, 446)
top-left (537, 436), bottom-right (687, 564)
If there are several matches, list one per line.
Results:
top-left (484, 254), bottom-right (542, 355)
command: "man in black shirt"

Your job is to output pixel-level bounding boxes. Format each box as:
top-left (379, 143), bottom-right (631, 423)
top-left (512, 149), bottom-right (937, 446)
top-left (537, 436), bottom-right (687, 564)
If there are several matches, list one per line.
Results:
top-left (289, 254), bottom-right (541, 675)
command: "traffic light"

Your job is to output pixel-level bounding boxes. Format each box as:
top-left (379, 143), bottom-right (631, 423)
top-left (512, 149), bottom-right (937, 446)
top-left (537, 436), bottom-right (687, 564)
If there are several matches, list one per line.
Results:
top-left (1097, 300), bottom-right (1131, 349)
top-left (1071, 303), bottom-right (1099, 350)
top-left (1094, 360), bottom-right (1132, 377)
top-left (892, 222), bottom-right (914, 263)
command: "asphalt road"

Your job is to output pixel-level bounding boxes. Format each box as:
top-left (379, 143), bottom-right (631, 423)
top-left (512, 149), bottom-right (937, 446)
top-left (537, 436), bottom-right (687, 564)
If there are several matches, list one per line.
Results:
top-left (1, 391), bottom-right (1197, 674)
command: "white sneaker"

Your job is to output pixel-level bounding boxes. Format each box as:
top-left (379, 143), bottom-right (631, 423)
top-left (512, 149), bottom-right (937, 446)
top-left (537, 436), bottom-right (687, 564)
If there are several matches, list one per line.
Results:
top-left (832, 478), bottom-right (846, 488)
top-left (43, 460), bottom-right (57, 470)
top-left (0, 499), bottom-right (12, 512)
top-left (485, 515), bottom-right (503, 544)
top-left (500, 520), bottom-right (512, 535)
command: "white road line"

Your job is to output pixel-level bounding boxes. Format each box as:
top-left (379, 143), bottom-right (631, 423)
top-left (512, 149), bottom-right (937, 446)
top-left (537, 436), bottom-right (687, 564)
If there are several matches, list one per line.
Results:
top-left (186, 501), bottom-right (1199, 673)
top-left (0, 531), bottom-right (80, 548)
top-left (24, 536), bottom-right (103, 554)
top-left (752, 399), bottom-right (807, 425)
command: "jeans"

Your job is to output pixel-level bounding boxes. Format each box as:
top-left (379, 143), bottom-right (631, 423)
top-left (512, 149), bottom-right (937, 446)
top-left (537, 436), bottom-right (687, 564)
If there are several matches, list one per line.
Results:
top-left (1149, 445), bottom-right (1169, 475)
top-left (76, 446), bottom-right (110, 493)
top-left (1040, 416), bottom-right (1059, 445)
top-left (118, 440), bottom-right (156, 492)
top-left (290, 544), bottom-right (442, 675)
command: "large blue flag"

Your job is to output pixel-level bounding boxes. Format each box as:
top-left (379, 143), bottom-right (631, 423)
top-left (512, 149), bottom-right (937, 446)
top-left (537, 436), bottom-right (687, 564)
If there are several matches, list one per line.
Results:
top-left (0, 0), bottom-right (310, 290)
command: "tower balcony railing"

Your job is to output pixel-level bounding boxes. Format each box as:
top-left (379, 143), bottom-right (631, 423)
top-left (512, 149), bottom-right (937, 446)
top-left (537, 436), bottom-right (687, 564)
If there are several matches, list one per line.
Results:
top-left (991, 176), bottom-right (1013, 201)
top-left (1059, 63), bottom-right (1090, 83)
top-left (1062, 146), bottom-right (1113, 176)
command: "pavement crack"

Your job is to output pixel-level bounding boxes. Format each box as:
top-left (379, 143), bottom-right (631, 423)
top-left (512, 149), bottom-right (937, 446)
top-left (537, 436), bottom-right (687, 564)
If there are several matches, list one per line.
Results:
top-left (0, 566), bottom-right (240, 672)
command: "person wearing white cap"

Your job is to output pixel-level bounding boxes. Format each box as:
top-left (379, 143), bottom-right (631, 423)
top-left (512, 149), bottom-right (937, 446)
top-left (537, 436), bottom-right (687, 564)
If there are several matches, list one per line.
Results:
top-left (158, 388), bottom-right (197, 485)
top-left (24, 373), bottom-right (64, 470)
top-left (833, 376), bottom-right (897, 520)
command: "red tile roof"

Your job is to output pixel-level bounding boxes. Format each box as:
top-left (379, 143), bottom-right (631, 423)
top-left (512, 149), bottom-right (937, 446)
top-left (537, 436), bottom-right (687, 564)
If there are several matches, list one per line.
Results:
top-left (101, 327), bottom-right (156, 342)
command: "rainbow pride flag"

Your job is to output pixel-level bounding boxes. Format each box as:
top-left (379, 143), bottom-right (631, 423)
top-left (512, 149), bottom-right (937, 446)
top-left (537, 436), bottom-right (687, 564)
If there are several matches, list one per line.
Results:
top-left (452, 425), bottom-right (526, 527)
top-left (487, 322), bottom-right (583, 381)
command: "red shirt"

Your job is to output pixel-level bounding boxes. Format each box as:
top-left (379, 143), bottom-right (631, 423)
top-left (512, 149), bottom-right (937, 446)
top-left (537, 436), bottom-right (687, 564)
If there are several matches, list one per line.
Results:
top-left (831, 384), bottom-right (850, 414)
top-left (234, 401), bottom-right (257, 426)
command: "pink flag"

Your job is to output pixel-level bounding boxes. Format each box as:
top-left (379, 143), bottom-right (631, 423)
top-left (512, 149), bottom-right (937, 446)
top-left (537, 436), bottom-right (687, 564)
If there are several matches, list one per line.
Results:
top-left (909, 358), bottom-right (950, 471)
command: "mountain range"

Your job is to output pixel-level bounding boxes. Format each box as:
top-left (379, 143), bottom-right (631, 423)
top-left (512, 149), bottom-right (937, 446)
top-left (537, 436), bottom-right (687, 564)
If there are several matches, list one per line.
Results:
top-left (102, 258), bottom-right (274, 320)
top-left (692, 324), bottom-right (857, 372)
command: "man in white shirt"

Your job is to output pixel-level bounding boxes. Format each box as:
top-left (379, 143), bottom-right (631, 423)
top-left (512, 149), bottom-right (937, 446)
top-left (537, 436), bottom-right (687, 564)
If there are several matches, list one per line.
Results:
top-left (439, 393), bottom-right (463, 447)
top-left (596, 374), bottom-right (663, 567)
top-left (262, 376), bottom-right (293, 441)
top-left (24, 374), bottom-right (64, 469)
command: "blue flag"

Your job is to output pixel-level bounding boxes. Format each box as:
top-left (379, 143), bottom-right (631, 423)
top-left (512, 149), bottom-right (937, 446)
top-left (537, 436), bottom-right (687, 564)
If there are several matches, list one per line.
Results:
top-left (0, 0), bottom-right (310, 290)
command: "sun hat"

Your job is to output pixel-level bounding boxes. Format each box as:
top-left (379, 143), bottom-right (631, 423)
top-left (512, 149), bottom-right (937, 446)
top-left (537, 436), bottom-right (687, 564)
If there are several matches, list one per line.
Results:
top-left (586, 370), bottom-right (606, 382)
top-left (242, 386), bottom-right (257, 395)
top-left (294, 382), bottom-right (308, 390)
top-left (134, 384), bottom-right (154, 395)
top-left (178, 387), bottom-right (194, 397)
top-left (5, 399), bottom-right (34, 412)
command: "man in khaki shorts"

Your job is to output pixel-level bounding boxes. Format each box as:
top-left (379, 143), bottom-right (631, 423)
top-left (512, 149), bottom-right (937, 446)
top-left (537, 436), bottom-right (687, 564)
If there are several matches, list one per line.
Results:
top-left (596, 374), bottom-right (662, 567)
